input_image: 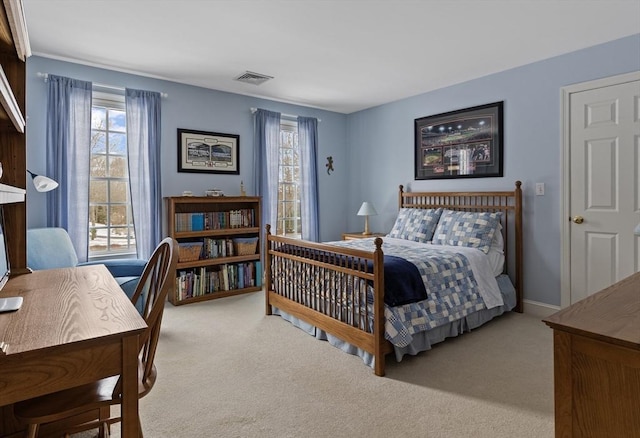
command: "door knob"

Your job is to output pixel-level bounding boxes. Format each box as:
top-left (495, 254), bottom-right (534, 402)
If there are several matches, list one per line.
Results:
top-left (572, 216), bottom-right (584, 224)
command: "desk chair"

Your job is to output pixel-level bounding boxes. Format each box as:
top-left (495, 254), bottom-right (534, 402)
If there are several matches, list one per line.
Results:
top-left (14, 237), bottom-right (179, 438)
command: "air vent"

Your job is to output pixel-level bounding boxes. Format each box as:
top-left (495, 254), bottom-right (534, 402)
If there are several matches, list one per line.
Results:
top-left (234, 71), bottom-right (273, 86)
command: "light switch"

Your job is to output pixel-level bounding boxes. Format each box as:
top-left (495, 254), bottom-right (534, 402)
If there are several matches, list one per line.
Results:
top-left (535, 183), bottom-right (545, 196)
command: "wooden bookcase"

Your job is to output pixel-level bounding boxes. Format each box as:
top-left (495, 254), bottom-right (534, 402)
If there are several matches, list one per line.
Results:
top-left (166, 196), bottom-right (262, 305)
top-left (0, 0), bottom-right (29, 277)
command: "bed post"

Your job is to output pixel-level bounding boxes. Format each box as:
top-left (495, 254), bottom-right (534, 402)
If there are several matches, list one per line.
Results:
top-left (398, 185), bottom-right (404, 210)
top-left (514, 181), bottom-right (523, 313)
top-left (264, 224), bottom-right (273, 316)
top-left (373, 237), bottom-right (386, 376)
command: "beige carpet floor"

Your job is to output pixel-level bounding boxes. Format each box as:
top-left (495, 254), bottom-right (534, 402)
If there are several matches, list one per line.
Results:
top-left (76, 290), bottom-right (555, 438)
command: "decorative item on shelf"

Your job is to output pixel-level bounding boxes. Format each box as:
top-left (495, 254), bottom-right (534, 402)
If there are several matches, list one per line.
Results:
top-left (205, 188), bottom-right (224, 197)
top-left (182, 190), bottom-right (193, 197)
top-left (178, 242), bottom-right (203, 262)
top-left (240, 180), bottom-right (246, 196)
top-left (357, 201), bottom-right (378, 235)
top-left (27, 170), bottom-right (58, 192)
top-left (233, 237), bottom-right (258, 255)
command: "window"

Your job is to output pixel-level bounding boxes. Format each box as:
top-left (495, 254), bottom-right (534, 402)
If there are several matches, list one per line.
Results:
top-left (276, 120), bottom-right (301, 237)
top-left (89, 92), bottom-right (136, 257)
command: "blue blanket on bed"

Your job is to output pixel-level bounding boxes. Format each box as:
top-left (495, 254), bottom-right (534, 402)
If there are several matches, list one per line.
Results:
top-left (276, 243), bottom-right (427, 307)
top-left (382, 255), bottom-right (427, 306)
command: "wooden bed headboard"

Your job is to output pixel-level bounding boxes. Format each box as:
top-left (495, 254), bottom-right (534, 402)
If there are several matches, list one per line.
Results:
top-left (398, 181), bottom-right (523, 313)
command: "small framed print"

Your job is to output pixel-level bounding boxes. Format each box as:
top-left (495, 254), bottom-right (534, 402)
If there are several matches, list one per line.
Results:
top-left (177, 129), bottom-right (240, 174)
top-left (415, 101), bottom-right (503, 180)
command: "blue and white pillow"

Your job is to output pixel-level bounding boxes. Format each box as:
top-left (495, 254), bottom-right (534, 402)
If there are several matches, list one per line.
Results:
top-left (387, 208), bottom-right (443, 243)
top-left (432, 210), bottom-right (502, 254)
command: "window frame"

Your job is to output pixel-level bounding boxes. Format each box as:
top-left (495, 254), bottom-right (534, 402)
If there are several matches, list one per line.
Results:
top-left (276, 119), bottom-right (302, 238)
top-left (89, 91), bottom-right (136, 260)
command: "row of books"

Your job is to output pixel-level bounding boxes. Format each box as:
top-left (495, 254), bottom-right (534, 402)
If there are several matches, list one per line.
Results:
top-left (174, 209), bottom-right (255, 232)
top-left (175, 261), bottom-right (262, 301)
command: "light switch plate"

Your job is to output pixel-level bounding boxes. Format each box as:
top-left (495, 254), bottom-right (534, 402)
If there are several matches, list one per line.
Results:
top-left (535, 183), bottom-right (545, 196)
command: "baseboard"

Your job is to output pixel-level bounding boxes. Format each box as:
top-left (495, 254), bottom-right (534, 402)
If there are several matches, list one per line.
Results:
top-left (523, 299), bottom-right (561, 318)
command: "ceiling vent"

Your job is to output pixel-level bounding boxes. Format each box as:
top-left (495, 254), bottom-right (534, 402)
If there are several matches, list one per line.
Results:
top-left (234, 71), bottom-right (273, 86)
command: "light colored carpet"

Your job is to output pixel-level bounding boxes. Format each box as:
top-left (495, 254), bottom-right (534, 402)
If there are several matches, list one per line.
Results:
top-left (77, 291), bottom-right (555, 437)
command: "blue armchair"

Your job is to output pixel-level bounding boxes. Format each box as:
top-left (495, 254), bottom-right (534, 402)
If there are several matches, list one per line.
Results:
top-left (27, 227), bottom-right (147, 312)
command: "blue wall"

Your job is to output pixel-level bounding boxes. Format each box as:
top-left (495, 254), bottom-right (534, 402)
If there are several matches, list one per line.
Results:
top-left (25, 34), bottom-right (640, 307)
top-left (25, 57), bottom-right (349, 241)
top-left (346, 34), bottom-right (640, 306)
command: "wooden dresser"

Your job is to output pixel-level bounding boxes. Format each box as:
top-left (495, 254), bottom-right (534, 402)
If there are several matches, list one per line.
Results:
top-left (543, 272), bottom-right (640, 438)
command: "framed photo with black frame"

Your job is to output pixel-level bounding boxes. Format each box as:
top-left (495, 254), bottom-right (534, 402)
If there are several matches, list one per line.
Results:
top-left (414, 101), bottom-right (503, 180)
top-left (177, 128), bottom-right (240, 174)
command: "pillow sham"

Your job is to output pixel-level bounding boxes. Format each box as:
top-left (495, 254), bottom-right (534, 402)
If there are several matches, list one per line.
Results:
top-left (387, 208), bottom-right (442, 243)
top-left (432, 209), bottom-right (502, 254)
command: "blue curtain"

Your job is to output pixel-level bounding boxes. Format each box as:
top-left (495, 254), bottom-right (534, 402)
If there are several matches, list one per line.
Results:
top-left (45, 74), bottom-right (92, 262)
top-left (298, 117), bottom-right (319, 241)
top-left (253, 109), bottom-right (281, 234)
top-left (125, 89), bottom-right (162, 259)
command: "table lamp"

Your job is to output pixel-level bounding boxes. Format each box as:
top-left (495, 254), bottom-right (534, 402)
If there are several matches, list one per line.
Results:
top-left (27, 170), bottom-right (58, 192)
top-left (357, 201), bottom-right (378, 235)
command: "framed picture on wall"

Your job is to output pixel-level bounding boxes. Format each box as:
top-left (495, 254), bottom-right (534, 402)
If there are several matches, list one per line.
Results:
top-left (414, 101), bottom-right (503, 180)
top-left (177, 128), bottom-right (240, 174)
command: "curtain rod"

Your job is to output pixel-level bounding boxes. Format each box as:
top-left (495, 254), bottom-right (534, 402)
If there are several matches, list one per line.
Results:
top-left (36, 72), bottom-right (168, 98)
top-left (250, 107), bottom-right (321, 122)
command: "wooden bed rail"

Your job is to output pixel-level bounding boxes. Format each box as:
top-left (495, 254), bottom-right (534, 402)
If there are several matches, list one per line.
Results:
top-left (265, 225), bottom-right (390, 375)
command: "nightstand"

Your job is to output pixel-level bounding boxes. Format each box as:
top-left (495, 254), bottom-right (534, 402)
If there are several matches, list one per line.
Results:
top-left (342, 232), bottom-right (386, 240)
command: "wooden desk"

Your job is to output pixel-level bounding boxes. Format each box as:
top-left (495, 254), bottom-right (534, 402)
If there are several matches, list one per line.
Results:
top-left (0, 265), bottom-right (147, 437)
top-left (543, 272), bottom-right (640, 438)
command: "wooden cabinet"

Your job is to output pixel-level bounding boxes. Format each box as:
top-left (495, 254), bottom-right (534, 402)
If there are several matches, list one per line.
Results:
top-left (166, 196), bottom-right (262, 305)
top-left (0, 0), bottom-right (29, 276)
top-left (543, 272), bottom-right (640, 438)
top-left (342, 232), bottom-right (385, 240)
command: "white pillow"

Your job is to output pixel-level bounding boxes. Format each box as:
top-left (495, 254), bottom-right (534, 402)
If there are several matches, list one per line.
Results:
top-left (487, 223), bottom-right (505, 276)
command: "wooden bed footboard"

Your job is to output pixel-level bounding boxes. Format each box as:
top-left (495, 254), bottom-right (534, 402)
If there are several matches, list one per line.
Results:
top-left (265, 181), bottom-right (523, 377)
top-left (264, 227), bottom-right (392, 376)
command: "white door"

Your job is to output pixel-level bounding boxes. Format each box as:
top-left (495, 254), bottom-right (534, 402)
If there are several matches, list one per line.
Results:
top-left (567, 74), bottom-right (640, 303)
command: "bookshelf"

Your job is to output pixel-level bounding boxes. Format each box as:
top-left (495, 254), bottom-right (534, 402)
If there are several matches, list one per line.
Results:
top-left (166, 196), bottom-right (262, 305)
top-left (0, 0), bottom-right (29, 278)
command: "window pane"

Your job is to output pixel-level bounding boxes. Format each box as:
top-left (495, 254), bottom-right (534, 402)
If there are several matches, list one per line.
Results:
top-left (91, 180), bottom-right (107, 203)
top-left (89, 205), bottom-right (107, 225)
top-left (92, 131), bottom-right (106, 153)
top-left (109, 133), bottom-right (127, 155)
top-left (108, 109), bottom-right (126, 132)
top-left (110, 180), bottom-right (128, 203)
top-left (109, 227), bottom-right (131, 250)
top-left (108, 156), bottom-right (128, 178)
top-left (92, 107), bottom-right (106, 129)
top-left (109, 205), bottom-right (128, 226)
top-left (91, 155), bottom-right (107, 177)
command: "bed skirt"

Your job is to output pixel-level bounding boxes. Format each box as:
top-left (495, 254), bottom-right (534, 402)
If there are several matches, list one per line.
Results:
top-left (271, 274), bottom-right (517, 369)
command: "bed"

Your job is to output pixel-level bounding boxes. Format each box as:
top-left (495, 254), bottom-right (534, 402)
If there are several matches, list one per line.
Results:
top-left (264, 181), bottom-right (523, 376)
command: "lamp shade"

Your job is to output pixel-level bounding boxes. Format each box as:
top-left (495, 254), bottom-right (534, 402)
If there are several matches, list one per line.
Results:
top-left (357, 202), bottom-right (378, 217)
top-left (27, 170), bottom-right (58, 193)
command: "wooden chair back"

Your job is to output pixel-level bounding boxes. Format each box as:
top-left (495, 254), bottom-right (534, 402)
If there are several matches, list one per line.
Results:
top-left (113, 237), bottom-right (178, 399)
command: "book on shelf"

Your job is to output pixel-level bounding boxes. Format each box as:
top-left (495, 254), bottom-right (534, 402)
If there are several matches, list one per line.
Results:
top-left (174, 261), bottom-right (261, 301)
top-left (174, 209), bottom-right (256, 232)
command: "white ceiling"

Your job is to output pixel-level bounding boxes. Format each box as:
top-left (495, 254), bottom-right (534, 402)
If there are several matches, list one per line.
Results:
top-left (23, 0), bottom-right (640, 114)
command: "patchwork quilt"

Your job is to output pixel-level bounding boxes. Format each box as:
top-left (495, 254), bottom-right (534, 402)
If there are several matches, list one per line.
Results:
top-left (327, 238), bottom-right (492, 347)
